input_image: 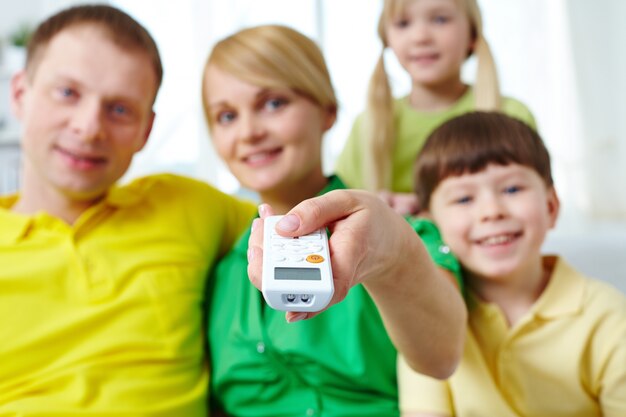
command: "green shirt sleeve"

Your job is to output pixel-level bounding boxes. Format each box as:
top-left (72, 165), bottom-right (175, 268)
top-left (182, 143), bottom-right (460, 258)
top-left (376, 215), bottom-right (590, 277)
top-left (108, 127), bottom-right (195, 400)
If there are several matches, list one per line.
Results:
top-left (405, 216), bottom-right (463, 291)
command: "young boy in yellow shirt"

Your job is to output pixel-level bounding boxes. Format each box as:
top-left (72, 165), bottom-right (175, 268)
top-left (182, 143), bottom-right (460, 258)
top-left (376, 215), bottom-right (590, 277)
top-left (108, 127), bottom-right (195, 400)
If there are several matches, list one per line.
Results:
top-left (399, 112), bottom-right (626, 417)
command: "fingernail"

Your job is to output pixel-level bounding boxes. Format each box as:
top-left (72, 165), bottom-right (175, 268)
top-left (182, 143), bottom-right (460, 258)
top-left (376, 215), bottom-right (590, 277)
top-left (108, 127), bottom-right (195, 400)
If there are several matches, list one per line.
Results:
top-left (258, 204), bottom-right (269, 218)
top-left (277, 214), bottom-right (300, 232)
top-left (247, 248), bottom-right (253, 262)
top-left (287, 312), bottom-right (308, 323)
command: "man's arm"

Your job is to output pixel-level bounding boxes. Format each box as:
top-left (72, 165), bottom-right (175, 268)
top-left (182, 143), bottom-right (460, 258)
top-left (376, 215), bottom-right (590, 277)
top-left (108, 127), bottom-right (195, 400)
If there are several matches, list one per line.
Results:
top-left (247, 189), bottom-right (466, 379)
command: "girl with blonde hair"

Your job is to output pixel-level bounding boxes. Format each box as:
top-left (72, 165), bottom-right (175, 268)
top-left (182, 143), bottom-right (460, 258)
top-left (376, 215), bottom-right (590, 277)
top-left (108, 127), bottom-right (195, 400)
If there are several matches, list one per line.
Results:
top-left (202, 24), bottom-right (466, 417)
top-left (335, 0), bottom-right (535, 214)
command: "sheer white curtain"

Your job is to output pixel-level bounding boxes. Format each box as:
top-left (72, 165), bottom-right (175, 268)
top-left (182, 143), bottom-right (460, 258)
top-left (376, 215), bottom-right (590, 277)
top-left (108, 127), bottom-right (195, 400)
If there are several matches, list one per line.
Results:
top-left (567, 0), bottom-right (626, 219)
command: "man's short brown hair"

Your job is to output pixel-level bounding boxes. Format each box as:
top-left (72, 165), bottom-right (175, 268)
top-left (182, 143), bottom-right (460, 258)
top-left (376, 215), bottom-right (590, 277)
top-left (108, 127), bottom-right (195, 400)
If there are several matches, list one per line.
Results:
top-left (27, 4), bottom-right (163, 99)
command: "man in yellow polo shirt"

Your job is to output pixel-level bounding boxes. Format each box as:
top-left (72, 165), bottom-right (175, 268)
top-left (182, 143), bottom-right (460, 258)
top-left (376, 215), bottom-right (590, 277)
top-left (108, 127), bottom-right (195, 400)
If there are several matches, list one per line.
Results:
top-left (0, 4), bottom-right (256, 415)
top-left (1, 5), bottom-right (467, 416)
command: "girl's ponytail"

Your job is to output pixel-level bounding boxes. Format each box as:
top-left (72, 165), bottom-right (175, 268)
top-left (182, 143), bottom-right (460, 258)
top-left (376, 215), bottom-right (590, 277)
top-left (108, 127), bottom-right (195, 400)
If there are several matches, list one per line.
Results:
top-left (362, 3), bottom-right (400, 191)
top-left (363, 52), bottom-right (394, 191)
top-left (467, 0), bottom-right (501, 110)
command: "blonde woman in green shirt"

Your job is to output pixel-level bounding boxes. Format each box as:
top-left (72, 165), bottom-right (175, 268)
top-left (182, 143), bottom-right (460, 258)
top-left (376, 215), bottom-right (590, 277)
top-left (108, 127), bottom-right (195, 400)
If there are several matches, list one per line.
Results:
top-left (201, 25), bottom-right (466, 417)
top-left (2, 5), bottom-right (460, 415)
top-left (335, 0), bottom-right (536, 215)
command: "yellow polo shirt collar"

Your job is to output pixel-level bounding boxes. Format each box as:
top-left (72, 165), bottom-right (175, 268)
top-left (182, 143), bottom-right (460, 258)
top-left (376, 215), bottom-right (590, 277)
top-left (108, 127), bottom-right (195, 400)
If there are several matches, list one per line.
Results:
top-left (468, 256), bottom-right (585, 323)
top-left (105, 179), bottom-right (154, 207)
top-left (532, 256), bottom-right (585, 319)
top-left (0, 195), bottom-right (30, 244)
top-left (0, 181), bottom-right (149, 244)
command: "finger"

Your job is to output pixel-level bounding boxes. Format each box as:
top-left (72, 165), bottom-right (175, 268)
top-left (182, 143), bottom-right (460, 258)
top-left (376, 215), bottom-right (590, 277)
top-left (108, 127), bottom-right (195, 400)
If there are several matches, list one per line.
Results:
top-left (327, 235), bottom-right (360, 298)
top-left (247, 217), bottom-right (265, 290)
top-left (299, 226), bottom-right (363, 318)
top-left (285, 312), bottom-right (309, 323)
top-left (248, 217), bottom-right (263, 249)
top-left (249, 203), bottom-right (275, 267)
top-left (258, 203), bottom-right (275, 219)
top-left (276, 189), bottom-right (367, 237)
top-left (246, 245), bottom-right (263, 290)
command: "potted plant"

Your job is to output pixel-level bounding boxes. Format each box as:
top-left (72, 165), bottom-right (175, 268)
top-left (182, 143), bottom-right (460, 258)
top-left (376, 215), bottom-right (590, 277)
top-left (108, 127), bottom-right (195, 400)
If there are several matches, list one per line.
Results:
top-left (4, 22), bottom-right (32, 71)
top-left (9, 23), bottom-right (32, 48)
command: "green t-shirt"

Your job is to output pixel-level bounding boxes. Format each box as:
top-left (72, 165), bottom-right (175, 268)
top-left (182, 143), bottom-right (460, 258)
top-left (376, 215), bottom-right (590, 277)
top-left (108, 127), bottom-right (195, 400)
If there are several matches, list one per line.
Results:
top-left (335, 88), bottom-right (536, 193)
top-left (207, 176), bottom-right (461, 417)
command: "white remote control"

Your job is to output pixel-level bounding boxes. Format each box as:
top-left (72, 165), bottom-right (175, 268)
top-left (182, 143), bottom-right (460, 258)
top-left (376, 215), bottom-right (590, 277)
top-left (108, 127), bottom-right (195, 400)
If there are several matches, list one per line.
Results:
top-left (262, 215), bottom-right (334, 312)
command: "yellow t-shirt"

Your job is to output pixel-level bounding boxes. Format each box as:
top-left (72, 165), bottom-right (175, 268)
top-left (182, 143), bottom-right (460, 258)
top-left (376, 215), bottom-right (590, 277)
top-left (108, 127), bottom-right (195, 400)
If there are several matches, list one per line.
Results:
top-left (0, 174), bottom-right (256, 416)
top-left (398, 256), bottom-right (626, 417)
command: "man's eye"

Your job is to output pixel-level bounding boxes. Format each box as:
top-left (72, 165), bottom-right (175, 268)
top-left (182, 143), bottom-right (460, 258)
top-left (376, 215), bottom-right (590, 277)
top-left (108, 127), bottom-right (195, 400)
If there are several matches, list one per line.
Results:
top-left (58, 87), bottom-right (77, 98)
top-left (112, 104), bottom-right (128, 115)
top-left (107, 103), bottom-right (133, 120)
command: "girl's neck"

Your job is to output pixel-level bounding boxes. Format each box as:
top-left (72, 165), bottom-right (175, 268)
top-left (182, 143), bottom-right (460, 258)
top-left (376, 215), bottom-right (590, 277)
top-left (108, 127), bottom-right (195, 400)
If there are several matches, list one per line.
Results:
top-left (408, 79), bottom-right (468, 112)
top-left (468, 256), bottom-right (551, 327)
top-left (259, 169), bottom-right (328, 215)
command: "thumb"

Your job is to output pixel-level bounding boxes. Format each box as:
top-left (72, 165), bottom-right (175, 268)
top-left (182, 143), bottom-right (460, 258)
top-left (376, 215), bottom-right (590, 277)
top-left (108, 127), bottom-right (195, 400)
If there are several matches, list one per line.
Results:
top-left (275, 190), bottom-right (364, 237)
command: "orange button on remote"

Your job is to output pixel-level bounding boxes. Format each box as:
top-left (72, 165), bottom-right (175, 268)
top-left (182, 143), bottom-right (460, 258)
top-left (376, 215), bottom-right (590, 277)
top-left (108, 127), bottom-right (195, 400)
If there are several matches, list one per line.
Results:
top-left (306, 254), bottom-right (324, 264)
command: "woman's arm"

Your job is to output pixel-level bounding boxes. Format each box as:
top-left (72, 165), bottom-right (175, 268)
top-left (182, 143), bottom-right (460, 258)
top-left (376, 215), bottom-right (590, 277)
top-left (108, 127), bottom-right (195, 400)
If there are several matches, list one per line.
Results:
top-left (247, 189), bottom-right (467, 379)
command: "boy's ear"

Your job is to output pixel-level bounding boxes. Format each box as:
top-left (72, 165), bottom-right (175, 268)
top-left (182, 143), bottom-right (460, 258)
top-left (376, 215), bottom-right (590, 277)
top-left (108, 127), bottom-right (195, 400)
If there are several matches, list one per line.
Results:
top-left (546, 186), bottom-right (560, 229)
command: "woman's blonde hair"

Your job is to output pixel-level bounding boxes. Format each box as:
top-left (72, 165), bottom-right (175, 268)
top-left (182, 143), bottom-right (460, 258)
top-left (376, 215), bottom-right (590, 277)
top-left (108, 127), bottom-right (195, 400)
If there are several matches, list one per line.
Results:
top-left (364, 0), bottom-right (500, 190)
top-left (202, 24), bottom-right (337, 130)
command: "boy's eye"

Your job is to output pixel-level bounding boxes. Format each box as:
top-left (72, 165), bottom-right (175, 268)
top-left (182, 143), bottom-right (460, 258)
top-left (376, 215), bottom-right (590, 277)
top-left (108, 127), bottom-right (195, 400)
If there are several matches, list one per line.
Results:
top-left (453, 195), bottom-right (472, 205)
top-left (504, 185), bottom-right (522, 194)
